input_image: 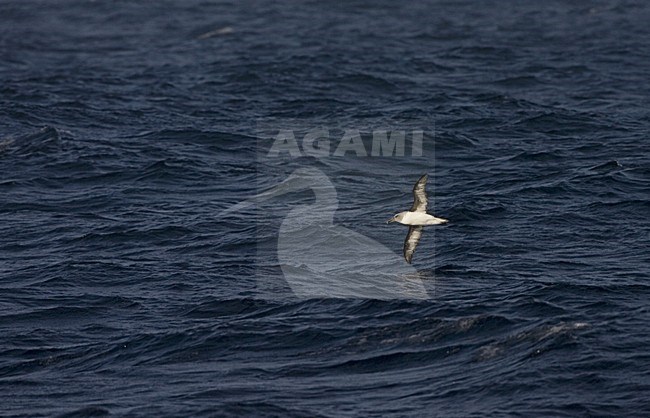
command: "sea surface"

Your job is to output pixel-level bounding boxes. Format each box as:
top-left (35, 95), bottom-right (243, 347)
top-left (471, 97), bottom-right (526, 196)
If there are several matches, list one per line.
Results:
top-left (1, 0), bottom-right (650, 416)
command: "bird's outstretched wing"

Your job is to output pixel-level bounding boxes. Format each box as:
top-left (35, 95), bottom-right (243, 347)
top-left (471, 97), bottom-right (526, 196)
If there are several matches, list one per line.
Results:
top-left (403, 226), bottom-right (423, 264)
top-left (410, 174), bottom-right (428, 213)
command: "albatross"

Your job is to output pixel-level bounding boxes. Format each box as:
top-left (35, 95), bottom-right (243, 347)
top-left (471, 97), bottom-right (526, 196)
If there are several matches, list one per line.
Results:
top-left (387, 174), bottom-right (448, 264)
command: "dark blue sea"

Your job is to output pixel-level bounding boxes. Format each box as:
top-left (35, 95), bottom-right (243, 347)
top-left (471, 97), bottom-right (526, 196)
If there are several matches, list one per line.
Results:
top-left (2, 1), bottom-right (650, 416)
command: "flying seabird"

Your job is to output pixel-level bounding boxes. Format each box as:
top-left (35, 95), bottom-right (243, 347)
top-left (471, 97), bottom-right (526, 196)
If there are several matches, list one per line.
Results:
top-left (387, 174), bottom-right (448, 264)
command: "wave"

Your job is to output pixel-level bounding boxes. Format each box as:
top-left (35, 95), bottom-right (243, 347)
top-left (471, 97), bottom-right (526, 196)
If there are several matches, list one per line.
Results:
top-left (0, 126), bottom-right (61, 157)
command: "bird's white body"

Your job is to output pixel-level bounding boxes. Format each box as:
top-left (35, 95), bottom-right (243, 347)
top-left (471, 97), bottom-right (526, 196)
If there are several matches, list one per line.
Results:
top-left (398, 211), bottom-right (448, 226)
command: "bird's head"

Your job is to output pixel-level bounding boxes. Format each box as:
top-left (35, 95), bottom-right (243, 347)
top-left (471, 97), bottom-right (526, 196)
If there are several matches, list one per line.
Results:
top-left (387, 212), bottom-right (407, 224)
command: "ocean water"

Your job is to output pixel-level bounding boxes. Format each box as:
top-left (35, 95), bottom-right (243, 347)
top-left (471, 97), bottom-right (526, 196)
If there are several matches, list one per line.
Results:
top-left (2, 0), bottom-right (650, 416)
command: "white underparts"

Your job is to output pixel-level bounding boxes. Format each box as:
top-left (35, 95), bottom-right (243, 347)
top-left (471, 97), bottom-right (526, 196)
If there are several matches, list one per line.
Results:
top-left (399, 212), bottom-right (448, 226)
